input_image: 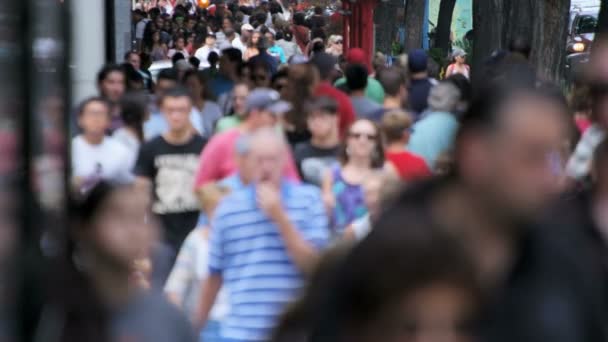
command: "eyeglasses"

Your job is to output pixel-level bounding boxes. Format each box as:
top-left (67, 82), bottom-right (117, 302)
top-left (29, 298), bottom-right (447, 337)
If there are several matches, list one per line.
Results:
top-left (348, 132), bottom-right (377, 141)
top-left (335, 40), bottom-right (343, 44)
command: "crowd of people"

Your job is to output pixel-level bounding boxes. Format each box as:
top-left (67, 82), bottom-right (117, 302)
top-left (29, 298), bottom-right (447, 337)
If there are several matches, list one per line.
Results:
top-left (42, 1), bottom-right (608, 342)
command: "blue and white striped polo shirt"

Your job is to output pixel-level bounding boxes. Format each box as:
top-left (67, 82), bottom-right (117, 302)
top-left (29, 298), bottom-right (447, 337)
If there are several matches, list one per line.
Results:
top-left (208, 180), bottom-right (330, 341)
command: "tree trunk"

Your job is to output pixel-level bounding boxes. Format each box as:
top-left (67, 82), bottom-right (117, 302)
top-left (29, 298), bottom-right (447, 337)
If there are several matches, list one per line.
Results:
top-left (472, 0), bottom-right (505, 79)
top-left (503, 0), bottom-right (533, 46)
top-left (529, 0), bottom-right (570, 82)
top-left (375, 0), bottom-right (403, 54)
top-left (404, 0), bottom-right (426, 50)
top-left (435, 0), bottom-right (457, 56)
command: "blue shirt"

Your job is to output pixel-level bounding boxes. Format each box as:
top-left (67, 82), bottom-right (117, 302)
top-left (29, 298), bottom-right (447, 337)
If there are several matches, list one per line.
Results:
top-left (143, 110), bottom-right (204, 141)
top-left (208, 180), bottom-right (330, 341)
top-left (408, 111), bottom-right (459, 169)
top-left (267, 45), bottom-right (287, 64)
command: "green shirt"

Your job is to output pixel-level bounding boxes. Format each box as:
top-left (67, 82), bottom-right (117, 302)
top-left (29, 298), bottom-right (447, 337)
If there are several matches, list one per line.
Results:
top-left (215, 116), bottom-right (242, 133)
top-left (334, 77), bottom-right (385, 105)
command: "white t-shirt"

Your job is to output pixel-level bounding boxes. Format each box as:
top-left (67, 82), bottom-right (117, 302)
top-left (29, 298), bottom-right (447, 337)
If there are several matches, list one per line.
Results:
top-left (194, 46), bottom-right (220, 68)
top-left (231, 36), bottom-right (247, 55)
top-left (164, 228), bottom-right (229, 322)
top-left (71, 135), bottom-right (134, 185)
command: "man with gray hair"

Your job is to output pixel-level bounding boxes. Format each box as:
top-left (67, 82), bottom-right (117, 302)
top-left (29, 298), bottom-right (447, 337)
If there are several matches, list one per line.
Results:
top-left (195, 127), bottom-right (330, 341)
top-left (408, 80), bottom-right (462, 169)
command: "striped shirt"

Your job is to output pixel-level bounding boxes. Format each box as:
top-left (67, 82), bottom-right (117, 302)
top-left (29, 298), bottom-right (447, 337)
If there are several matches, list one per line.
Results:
top-left (209, 180), bottom-right (330, 341)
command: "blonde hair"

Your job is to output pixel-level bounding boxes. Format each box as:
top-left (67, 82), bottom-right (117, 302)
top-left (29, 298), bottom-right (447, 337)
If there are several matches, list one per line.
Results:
top-left (381, 110), bottom-right (413, 143)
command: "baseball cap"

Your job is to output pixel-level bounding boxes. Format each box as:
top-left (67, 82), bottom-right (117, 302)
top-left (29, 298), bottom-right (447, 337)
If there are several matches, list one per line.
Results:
top-left (245, 88), bottom-right (292, 114)
top-left (346, 48), bottom-right (367, 65)
top-left (241, 23), bottom-right (254, 31)
top-left (408, 49), bottom-right (428, 73)
top-left (288, 54), bottom-right (309, 65)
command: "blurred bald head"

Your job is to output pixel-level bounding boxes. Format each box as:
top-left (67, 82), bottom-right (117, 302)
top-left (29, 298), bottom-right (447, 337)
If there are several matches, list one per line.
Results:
top-left (246, 128), bottom-right (289, 185)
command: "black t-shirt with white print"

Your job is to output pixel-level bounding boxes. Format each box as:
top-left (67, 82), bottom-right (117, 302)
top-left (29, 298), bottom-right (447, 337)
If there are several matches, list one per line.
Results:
top-left (135, 134), bottom-right (206, 251)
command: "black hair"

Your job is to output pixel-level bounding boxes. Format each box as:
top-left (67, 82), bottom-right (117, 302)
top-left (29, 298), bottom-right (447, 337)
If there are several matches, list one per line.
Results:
top-left (222, 47), bottom-right (244, 64)
top-left (96, 64), bottom-right (125, 85)
top-left (271, 67), bottom-right (288, 84)
top-left (311, 40), bottom-right (325, 54)
top-left (208, 51), bottom-right (220, 66)
top-left (119, 93), bottom-right (147, 142)
top-left (377, 67), bottom-right (405, 97)
top-left (77, 96), bottom-right (110, 117)
top-left (124, 51), bottom-right (139, 61)
top-left (275, 30), bottom-right (284, 41)
top-left (182, 69), bottom-right (214, 100)
top-left (345, 64), bottom-right (368, 92)
top-left (157, 68), bottom-right (180, 83)
top-left (171, 52), bottom-right (186, 65)
top-left (311, 27), bottom-right (326, 41)
top-left (159, 86), bottom-right (194, 106)
top-left (149, 7), bottom-right (161, 18)
top-left (121, 63), bottom-right (144, 90)
top-left (293, 12), bottom-right (306, 26)
top-left (189, 56), bottom-right (201, 70)
top-left (314, 6), bottom-right (323, 15)
top-left (446, 74), bottom-right (472, 106)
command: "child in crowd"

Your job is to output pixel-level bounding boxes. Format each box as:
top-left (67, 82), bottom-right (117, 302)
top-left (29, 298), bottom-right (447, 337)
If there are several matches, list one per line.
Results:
top-left (165, 183), bottom-right (231, 341)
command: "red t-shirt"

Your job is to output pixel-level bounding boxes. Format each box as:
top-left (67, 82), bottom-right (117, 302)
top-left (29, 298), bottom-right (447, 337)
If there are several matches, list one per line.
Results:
top-left (193, 128), bottom-right (300, 189)
top-left (386, 151), bottom-right (432, 181)
top-left (315, 82), bottom-right (356, 139)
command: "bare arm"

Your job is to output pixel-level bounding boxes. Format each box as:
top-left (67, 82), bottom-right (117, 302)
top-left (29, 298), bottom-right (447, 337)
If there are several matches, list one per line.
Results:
top-left (194, 274), bottom-right (222, 331)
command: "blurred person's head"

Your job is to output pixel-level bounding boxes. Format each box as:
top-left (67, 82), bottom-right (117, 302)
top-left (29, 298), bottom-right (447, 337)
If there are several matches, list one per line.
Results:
top-left (264, 31), bottom-right (276, 46)
top-left (378, 67), bottom-right (408, 108)
top-left (243, 88), bottom-right (291, 130)
top-left (408, 49), bottom-right (428, 79)
top-left (250, 59), bottom-right (272, 88)
top-left (341, 119), bottom-right (385, 168)
top-left (155, 68), bottom-right (180, 98)
top-left (250, 31), bottom-right (262, 47)
top-left (310, 52), bottom-right (338, 82)
top-left (220, 47), bottom-right (243, 77)
top-left (372, 52), bottom-right (386, 74)
top-left (171, 52), bottom-right (186, 66)
top-left (125, 51), bottom-right (141, 71)
top-left (241, 23), bottom-right (255, 39)
top-left (306, 96), bottom-right (339, 143)
top-left (208, 51), bottom-right (220, 68)
top-left (362, 171), bottom-right (400, 221)
top-left (326, 35), bottom-right (343, 56)
top-left (446, 74), bottom-right (473, 115)
top-left (452, 48), bottom-right (467, 64)
top-left (120, 93), bottom-right (148, 142)
top-left (78, 97), bottom-right (111, 142)
top-left (152, 30), bottom-right (162, 43)
top-left (248, 128), bottom-right (290, 185)
top-left (345, 64), bottom-right (369, 94)
top-left (182, 69), bottom-right (213, 103)
top-left (159, 87), bottom-right (194, 134)
top-left (455, 80), bottom-right (570, 222)
top-left (271, 68), bottom-right (289, 98)
top-left (284, 63), bottom-right (321, 133)
top-left (381, 110), bottom-right (413, 146)
top-left (508, 36), bottom-right (532, 60)
top-left (205, 33), bottom-right (217, 47)
top-left (174, 36), bottom-right (186, 50)
top-left (428, 80), bottom-right (462, 113)
top-left (122, 63), bottom-right (145, 91)
top-left (231, 82), bottom-right (251, 117)
top-left (97, 64), bottom-right (126, 104)
top-left (70, 182), bottom-right (158, 278)
top-left (189, 56), bottom-right (201, 70)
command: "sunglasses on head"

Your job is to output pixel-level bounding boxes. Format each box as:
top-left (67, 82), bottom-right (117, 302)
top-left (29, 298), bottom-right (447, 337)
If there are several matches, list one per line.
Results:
top-left (348, 132), bottom-right (377, 140)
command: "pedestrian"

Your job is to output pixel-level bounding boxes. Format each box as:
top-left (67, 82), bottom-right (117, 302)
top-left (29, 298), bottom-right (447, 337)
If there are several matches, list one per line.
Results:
top-left (71, 97), bottom-right (133, 189)
top-left (195, 128), bottom-right (331, 341)
top-left (408, 80), bottom-right (462, 169)
top-left (248, 59), bottom-right (273, 88)
top-left (394, 78), bottom-right (608, 341)
top-left (125, 51), bottom-right (154, 90)
top-left (244, 31), bottom-right (261, 61)
top-left (294, 97), bottom-right (341, 186)
top-left (148, 30), bottom-right (169, 61)
top-left (292, 12), bottom-right (310, 53)
top-left (165, 183), bottom-right (231, 340)
top-left (282, 63), bottom-right (319, 145)
top-left (134, 87), bottom-right (208, 264)
top-left (346, 64), bottom-right (384, 122)
top-left (381, 110), bottom-right (431, 182)
top-left (334, 48), bottom-right (385, 105)
top-left (216, 82), bottom-right (251, 131)
top-left (445, 48), bottom-right (470, 79)
top-left (193, 88), bottom-right (299, 189)
top-left (168, 35), bottom-right (191, 59)
top-left (273, 210), bottom-right (480, 342)
top-left (310, 52), bottom-right (356, 139)
top-left (144, 68), bottom-right (203, 140)
top-left (275, 31), bottom-right (302, 61)
top-left (325, 35), bottom-right (343, 58)
top-left (210, 47), bottom-right (243, 98)
top-left (96, 64), bottom-right (127, 132)
top-left (377, 66), bottom-right (408, 111)
top-left (265, 31), bottom-right (287, 64)
top-left (182, 69), bottom-right (222, 138)
top-left (194, 33), bottom-right (220, 68)
top-left (322, 118), bottom-right (386, 232)
top-left (407, 49), bottom-right (435, 117)
top-left (112, 93), bottom-right (148, 171)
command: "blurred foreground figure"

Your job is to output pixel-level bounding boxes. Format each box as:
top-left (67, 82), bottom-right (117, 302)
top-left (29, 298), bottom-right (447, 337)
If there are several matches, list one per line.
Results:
top-left (272, 212), bottom-right (480, 342)
top-left (39, 183), bottom-right (195, 342)
top-left (373, 79), bottom-right (607, 341)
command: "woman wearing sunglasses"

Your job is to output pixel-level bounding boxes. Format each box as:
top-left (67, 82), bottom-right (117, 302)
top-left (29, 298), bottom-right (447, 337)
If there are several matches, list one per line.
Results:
top-left (325, 35), bottom-right (344, 58)
top-left (322, 118), bottom-right (388, 233)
